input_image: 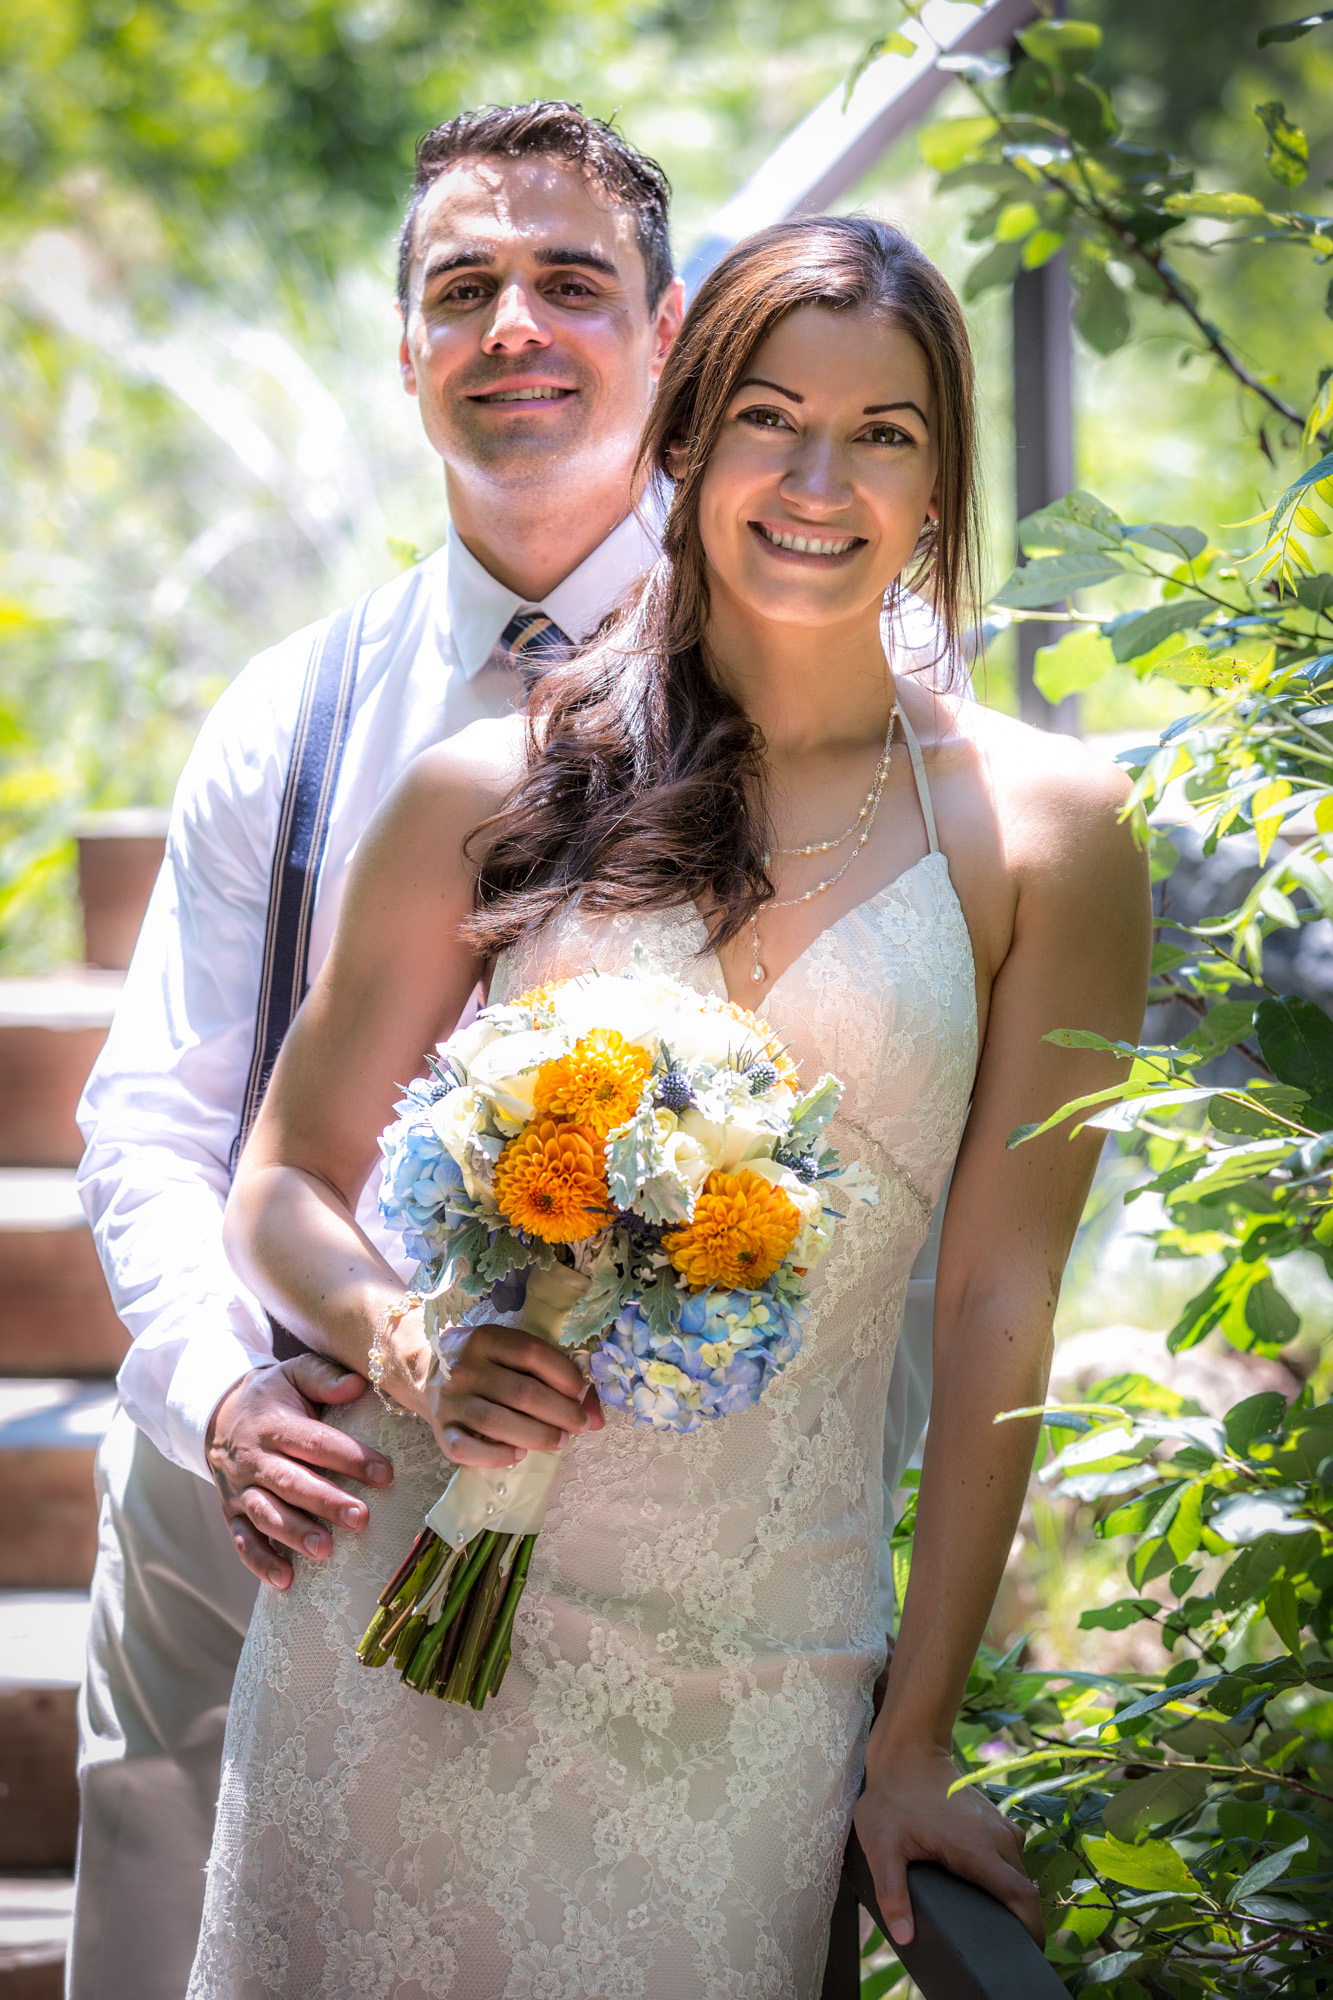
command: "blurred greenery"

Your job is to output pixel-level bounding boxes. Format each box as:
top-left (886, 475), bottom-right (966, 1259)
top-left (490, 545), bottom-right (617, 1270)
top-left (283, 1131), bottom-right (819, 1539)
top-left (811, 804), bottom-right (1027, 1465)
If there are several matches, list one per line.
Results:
top-left (4, 0), bottom-right (1331, 969)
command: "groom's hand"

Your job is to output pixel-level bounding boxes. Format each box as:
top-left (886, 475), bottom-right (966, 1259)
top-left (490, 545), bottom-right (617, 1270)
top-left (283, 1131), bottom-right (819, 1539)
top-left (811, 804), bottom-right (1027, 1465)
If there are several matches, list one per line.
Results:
top-left (206, 1356), bottom-right (393, 1590)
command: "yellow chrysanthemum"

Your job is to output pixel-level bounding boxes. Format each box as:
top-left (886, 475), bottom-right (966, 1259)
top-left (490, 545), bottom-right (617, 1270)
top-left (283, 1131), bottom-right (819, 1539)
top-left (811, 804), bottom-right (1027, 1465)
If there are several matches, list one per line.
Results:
top-left (717, 1001), bottom-right (801, 1087)
top-left (532, 1029), bottom-right (653, 1138)
top-left (663, 1168), bottom-right (801, 1292)
top-left (492, 1119), bottom-right (612, 1244)
top-left (512, 980), bottom-right (560, 1018)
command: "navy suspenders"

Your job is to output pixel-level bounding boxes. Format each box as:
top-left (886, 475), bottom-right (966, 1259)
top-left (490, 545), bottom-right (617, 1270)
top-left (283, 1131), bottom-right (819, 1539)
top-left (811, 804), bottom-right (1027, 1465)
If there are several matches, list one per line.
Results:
top-left (232, 595), bottom-right (366, 1171)
top-left (232, 594), bottom-right (367, 1357)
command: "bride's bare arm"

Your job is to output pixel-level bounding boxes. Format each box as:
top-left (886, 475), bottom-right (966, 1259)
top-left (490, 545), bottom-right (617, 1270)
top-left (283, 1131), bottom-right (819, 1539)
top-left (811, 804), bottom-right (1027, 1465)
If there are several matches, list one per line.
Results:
top-left (222, 720), bottom-right (593, 1461)
top-left (855, 741), bottom-right (1151, 1947)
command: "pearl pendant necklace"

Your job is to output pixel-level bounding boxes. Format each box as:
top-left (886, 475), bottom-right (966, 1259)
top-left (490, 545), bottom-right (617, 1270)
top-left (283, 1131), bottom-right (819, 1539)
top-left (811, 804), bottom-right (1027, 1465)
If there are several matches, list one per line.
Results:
top-left (749, 703), bottom-right (898, 987)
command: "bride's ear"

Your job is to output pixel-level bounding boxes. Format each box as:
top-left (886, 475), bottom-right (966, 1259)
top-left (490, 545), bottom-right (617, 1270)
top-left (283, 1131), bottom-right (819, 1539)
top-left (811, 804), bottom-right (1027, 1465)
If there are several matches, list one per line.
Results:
top-left (664, 440), bottom-right (690, 482)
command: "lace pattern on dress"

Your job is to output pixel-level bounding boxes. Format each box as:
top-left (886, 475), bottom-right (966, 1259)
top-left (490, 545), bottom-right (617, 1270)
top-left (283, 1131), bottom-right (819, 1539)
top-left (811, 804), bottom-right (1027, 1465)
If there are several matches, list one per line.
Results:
top-left (189, 859), bottom-right (977, 2000)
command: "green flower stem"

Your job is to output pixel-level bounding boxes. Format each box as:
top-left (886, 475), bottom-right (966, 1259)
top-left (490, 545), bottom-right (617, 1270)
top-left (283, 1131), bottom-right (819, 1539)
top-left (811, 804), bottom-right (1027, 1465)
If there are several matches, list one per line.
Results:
top-left (356, 1605), bottom-right (392, 1665)
top-left (378, 1525), bottom-right (439, 1609)
top-left (403, 1530), bottom-right (498, 1690)
top-left (358, 1533), bottom-right (452, 1666)
top-left (471, 1533), bottom-right (535, 1709)
top-left (443, 1536), bottom-right (510, 1704)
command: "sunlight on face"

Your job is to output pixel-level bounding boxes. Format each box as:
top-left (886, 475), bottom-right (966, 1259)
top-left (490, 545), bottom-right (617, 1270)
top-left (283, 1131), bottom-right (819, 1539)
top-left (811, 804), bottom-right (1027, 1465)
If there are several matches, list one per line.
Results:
top-left (695, 305), bottom-right (940, 632)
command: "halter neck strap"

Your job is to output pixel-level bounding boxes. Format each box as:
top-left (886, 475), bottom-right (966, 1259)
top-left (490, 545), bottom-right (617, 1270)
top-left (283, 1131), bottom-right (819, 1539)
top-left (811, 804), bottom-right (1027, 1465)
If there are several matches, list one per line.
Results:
top-left (896, 708), bottom-right (939, 856)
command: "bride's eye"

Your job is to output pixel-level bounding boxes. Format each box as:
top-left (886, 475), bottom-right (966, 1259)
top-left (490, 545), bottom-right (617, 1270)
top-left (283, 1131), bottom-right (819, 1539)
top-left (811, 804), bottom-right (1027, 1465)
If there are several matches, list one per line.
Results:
top-left (863, 422), bottom-right (913, 447)
top-left (737, 405), bottom-right (792, 431)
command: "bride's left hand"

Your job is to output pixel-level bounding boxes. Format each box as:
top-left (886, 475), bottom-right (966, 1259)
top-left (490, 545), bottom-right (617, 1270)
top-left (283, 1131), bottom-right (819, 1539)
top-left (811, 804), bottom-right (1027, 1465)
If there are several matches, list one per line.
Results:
top-left (853, 1738), bottom-right (1042, 1949)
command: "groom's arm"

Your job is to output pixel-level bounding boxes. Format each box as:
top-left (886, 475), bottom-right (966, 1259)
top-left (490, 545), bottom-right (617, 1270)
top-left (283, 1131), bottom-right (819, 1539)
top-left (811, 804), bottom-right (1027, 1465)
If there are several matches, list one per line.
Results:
top-left (77, 634), bottom-right (391, 1558)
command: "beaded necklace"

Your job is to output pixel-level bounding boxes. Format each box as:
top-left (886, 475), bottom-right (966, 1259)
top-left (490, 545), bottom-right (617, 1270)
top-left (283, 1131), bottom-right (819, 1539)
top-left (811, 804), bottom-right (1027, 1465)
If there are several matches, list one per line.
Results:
top-left (747, 702), bottom-right (898, 986)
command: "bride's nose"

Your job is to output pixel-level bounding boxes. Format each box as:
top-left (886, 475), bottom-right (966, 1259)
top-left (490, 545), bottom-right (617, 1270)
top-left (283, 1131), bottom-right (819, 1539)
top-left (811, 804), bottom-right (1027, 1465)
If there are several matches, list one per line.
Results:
top-left (777, 432), bottom-right (853, 517)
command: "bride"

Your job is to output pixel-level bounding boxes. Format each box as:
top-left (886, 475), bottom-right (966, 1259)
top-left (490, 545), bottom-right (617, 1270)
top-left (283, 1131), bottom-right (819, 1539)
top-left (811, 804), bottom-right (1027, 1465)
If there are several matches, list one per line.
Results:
top-left (192, 215), bottom-right (1149, 1997)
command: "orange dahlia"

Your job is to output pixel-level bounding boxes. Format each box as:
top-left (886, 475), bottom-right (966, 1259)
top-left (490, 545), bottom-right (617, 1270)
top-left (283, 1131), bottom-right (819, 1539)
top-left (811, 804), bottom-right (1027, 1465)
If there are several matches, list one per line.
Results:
top-left (532, 1029), bottom-right (653, 1138)
top-left (663, 1167), bottom-right (801, 1292)
top-left (492, 1119), bottom-right (612, 1243)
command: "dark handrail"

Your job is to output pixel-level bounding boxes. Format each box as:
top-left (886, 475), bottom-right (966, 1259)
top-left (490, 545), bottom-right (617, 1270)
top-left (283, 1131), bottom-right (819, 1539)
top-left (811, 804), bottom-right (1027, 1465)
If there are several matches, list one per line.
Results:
top-left (820, 1828), bottom-right (1068, 2000)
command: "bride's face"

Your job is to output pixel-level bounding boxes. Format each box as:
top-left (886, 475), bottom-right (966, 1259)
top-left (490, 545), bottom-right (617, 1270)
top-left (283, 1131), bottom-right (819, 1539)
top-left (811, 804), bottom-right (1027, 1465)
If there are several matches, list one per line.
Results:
top-left (693, 304), bottom-right (940, 631)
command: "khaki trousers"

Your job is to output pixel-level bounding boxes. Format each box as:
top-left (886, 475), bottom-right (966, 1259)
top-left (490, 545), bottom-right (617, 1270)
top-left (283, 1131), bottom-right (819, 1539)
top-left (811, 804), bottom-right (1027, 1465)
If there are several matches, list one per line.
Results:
top-left (69, 1408), bottom-right (256, 2000)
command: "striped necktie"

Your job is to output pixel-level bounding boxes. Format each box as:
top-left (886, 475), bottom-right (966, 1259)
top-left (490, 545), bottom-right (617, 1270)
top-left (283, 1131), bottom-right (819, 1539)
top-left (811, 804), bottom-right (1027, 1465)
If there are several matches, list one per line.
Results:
top-left (500, 608), bottom-right (573, 691)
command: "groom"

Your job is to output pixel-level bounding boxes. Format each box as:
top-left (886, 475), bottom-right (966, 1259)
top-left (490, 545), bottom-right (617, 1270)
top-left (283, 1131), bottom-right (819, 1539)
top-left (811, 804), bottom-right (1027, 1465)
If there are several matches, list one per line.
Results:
top-left (71, 101), bottom-right (684, 1999)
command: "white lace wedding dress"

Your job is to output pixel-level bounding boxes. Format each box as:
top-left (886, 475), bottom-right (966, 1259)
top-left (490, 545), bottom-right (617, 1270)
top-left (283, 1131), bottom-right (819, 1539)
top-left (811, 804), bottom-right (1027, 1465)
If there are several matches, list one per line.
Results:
top-left (187, 718), bottom-right (977, 2000)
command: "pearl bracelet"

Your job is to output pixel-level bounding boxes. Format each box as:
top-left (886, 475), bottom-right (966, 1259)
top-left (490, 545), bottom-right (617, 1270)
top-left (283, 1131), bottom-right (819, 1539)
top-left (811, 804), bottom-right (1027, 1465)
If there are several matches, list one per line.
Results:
top-left (367, 1293), bottom-right (422, 1414)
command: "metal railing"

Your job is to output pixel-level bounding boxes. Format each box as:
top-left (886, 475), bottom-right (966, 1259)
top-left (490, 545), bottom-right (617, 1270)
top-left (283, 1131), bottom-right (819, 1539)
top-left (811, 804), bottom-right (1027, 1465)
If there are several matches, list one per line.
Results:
top-left (821, 1829), bottom-right (1068, 2000)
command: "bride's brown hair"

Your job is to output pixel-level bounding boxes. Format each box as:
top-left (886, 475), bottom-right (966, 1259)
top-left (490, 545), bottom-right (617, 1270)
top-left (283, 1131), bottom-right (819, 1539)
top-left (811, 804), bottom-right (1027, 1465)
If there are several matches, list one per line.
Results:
top-left (465, 215), bottom-right (980, 955)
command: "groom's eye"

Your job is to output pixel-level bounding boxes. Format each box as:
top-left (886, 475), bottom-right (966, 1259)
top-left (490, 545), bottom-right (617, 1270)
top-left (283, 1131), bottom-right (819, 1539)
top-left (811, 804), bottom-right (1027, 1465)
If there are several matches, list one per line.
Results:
top-left (439, 277), bottom-right (493, 306)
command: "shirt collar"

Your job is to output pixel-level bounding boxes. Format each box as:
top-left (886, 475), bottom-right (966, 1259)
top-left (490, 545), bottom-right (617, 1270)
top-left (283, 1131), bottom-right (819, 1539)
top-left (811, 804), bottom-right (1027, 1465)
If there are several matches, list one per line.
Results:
top-left (446, 502), bottom-right (662, 680)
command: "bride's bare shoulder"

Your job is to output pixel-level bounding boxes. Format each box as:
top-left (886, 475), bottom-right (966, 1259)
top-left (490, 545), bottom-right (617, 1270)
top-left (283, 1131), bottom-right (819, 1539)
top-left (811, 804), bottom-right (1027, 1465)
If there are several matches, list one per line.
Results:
top-left (935, 694), bottom-right (1135, 849)
top-left (388, 714), bottom-right (527, 835)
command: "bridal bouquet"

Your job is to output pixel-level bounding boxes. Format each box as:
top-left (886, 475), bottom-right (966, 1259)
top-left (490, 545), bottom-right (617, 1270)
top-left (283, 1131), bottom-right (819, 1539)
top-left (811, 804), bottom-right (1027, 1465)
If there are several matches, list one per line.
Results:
top-left (357, 947), bottom-right (876, 1706)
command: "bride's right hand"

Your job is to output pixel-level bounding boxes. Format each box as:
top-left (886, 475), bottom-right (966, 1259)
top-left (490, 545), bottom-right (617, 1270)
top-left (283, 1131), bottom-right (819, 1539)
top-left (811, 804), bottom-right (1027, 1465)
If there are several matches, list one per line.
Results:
top-left (378, 1307), bottom-right (599, 1466)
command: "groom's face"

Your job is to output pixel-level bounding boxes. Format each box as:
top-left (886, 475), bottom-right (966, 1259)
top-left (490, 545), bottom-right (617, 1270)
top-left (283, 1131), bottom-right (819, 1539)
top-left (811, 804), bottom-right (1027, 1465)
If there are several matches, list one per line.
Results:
top-left (399, 156), bottom-right (681, 495)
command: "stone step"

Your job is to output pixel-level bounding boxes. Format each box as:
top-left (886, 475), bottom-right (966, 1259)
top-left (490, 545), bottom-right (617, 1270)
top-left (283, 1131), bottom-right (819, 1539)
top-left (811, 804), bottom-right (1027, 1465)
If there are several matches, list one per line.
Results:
top-left (75, 809), bottom-right (168, 973)
top-left (0, 1877), bottom-right (73, 1997)
top-left (0, 1594), bottom-right (87, 1879)
top-left (0, 1172), bottom-right (126, 1378)
top-left (0, 976), bottom-right (121, 1169)
top-left (0, 1383), bottom-right (116, 1591)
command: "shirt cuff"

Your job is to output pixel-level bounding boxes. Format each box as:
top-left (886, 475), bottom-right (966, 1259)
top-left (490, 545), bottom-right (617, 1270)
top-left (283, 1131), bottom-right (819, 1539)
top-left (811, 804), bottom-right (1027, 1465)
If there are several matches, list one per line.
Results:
top-left (164, 1328), bottom-right (276, 1484)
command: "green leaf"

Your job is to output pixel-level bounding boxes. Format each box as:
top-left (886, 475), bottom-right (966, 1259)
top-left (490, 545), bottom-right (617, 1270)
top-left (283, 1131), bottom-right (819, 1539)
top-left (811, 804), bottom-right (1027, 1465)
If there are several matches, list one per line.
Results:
top-left (1184, 1000), bottom-right (1257, 1055)
top-left (1017, 19), bottom-right (1102, 75)
top-left (1033, 629), bottom-right (1114, 702)
top-left (1163, 190), bottom-right (1268, 219)
top-left (962, 237), bottom-right (1024, 301)
top-left (1255, 995), bottom-right (1333, 1124)
top-left (1121, 522), bottom-right (1209, 561)
top-left (992, 552), bottom-right (1127, 608)
top-left (385, 534), bottom-right (423, 570)
top-left (1229, 1836), bottom-right (1309, 1904)
top-left (918, 118), bottom-right (999, 174)
top-left (1080, 1597), bottom-right (1159, 1632)
top-left (1151, 645), bottom-right (1256, 689)
top-left (1102, 1768), bottom-right (1210, 1842)
top-left (1259, 8), bottom-right (1333, 46)
top-left (1074, 266), bottom-right (1132, 355)
top-left (1255, 101), bottom-right (1309, 189)
top-left (1243, 1276), bottom-right (1300, 1351)
top-left (1105, 599), bottom-right (1212, 663)
top-left (1265, 1577), bottom-right (1307, 1655)
top-left (1223, 1391), bottom-right (1288, 1456)
top-left (1084, 1832), bottom-right (1197, 1894)
top-left (1018, 489), bottom-right (1125, 554)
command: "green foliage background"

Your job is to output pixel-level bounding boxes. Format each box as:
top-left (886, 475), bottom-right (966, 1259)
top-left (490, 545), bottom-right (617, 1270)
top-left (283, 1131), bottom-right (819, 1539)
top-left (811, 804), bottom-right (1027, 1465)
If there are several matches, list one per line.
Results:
top-left (4, 4), bottom-right (1333, 1991)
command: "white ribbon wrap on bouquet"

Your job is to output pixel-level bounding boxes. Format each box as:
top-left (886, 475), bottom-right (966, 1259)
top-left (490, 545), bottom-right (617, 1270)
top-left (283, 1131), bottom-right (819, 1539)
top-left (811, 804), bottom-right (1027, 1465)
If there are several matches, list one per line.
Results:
top-left (424, 1262), bottom-right (592, 1547)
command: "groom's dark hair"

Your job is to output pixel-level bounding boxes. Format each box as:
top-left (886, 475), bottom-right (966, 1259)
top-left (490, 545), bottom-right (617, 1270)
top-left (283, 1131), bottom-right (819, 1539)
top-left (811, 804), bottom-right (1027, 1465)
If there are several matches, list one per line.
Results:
top-left (397, 102), bottom-right (673, 313)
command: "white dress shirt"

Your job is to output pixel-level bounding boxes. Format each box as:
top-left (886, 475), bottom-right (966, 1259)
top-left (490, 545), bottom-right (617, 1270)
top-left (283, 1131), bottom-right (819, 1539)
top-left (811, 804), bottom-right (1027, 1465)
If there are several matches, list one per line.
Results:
top-left (78, 513), bottom-right (660, 1480)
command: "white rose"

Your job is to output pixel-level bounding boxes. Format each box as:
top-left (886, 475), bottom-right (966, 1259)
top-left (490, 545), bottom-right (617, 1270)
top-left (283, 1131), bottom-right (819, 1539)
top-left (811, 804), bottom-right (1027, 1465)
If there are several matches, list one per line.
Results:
top-left (663, 1004), bottom-right (768, 1071)
top-left (428, 1084), bottom-right (482, 1170)
top-left (441, 1015), bottom-right (505, 1075)
top-left (547, 972), bottom-right (666, 1050)
top-left (467, 1028), bottom-right (566, 1133)
top-left (659, 1124), bottom-right (712, 1194)
top-left (678, 1105), bottom-right (775, 1175)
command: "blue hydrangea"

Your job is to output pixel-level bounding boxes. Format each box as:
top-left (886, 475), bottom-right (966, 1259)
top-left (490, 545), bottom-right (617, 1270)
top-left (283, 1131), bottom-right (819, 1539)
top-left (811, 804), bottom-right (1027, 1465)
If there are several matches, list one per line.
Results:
top-left (590, 1287), bottom-right (804, 1433)
top-left (378, 1081), bottom-right (464, 1264)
